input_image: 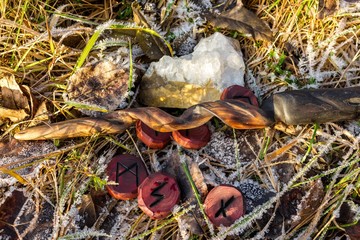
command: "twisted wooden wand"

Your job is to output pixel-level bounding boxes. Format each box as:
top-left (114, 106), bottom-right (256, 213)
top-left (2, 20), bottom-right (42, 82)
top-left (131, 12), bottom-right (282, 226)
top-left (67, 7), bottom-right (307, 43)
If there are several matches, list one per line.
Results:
top-left (14, 87), bottom-right (359, 141)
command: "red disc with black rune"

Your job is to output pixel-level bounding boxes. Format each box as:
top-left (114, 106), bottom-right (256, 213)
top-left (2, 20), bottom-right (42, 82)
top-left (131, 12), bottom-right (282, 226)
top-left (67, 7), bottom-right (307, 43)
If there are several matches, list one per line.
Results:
top-left (204, 185), bottom-right (245, 227)
top-left (106, 154), bottom-right (149, 200)
top-left (138, 172), bottom-right (180, 220)
top-left (136, 120), bottom-right (172, 149)
top-left (172, 124), bottom-right (211, 149)
top-left (220, 85), bottom-right (259, 106)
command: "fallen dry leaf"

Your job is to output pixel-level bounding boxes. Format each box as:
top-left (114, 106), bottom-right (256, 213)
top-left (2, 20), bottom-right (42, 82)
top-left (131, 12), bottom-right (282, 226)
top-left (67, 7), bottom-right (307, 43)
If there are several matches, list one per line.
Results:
top-left (205, 2), bottom-right (273, 41)
top-left (28, 101), bottom-right (50, 127)
top-left (0, 107), bottom-right (28, 123)
top-left (0, 72), bottom-right (30, 123)
top-left (21, 84), bottom-right (38, 119)
top-left (346, 222), bottom-right (360, 240)
top-left (0, 190), bottom-right (27, 239)
top-left (318, 0), bottom-right (338, 19)
top-left (0, 139), bottom-right (56, 177)
top-left (132, 2), bottom-right (172, 60)
top-left (0, 73), bottom-right (29, 110)
top-left (291, 179), bottom-right (325, 228)
top-left (78, 194), bottom-right (97, 227)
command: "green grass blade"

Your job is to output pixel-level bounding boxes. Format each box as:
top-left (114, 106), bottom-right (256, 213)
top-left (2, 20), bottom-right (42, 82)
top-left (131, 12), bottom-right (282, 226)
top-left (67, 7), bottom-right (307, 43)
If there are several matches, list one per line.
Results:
top-left (64, 101), bottom-right (108, 112)
top-left (128, 38), bottom-right (133, 92)
top-left (181, 161), bottom-right (214, 236)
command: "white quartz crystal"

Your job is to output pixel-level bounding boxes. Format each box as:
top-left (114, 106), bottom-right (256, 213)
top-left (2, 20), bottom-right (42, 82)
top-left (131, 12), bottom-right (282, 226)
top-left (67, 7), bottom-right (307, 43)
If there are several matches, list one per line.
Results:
top-left (140, 32), bottom-right (245, 108)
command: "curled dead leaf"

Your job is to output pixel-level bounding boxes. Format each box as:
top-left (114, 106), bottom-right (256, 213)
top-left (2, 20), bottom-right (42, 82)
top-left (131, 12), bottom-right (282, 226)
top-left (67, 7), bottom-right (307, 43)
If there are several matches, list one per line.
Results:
top-left (78, 194), bottom-right (97, 227)
top-left (205, 2), bottom-right (273, 42)
top-left (0, 72), bottom-right (30, 123)
top-left (132, 2), bottom-right (172, 60)
top-left (0, 190), bottom-right (27, 239)
top-left (0, 107), bottom-right (28, 123)
top-left (28, 101), bottom-right (50, 127)
top-left (291, 179), bottom-right (325, 228)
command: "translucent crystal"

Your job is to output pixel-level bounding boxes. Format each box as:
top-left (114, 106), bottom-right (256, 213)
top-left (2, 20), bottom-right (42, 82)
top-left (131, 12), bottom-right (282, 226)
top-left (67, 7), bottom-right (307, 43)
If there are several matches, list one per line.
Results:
top-left (140, 32), bottom-right (245, 108)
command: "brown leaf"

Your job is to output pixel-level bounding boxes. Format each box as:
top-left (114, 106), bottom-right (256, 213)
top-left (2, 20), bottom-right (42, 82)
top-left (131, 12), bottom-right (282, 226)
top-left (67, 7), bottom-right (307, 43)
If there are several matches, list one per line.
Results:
top-left (132, 2), bottom-right (171, 60)
top-left (189, 161), bottom-right (208, 198)
top-left (0, 139), bottom-right (55, 177)
top-left (318, 0), bottom-right (338, 19)
top-left (346, 222), bottom-right (360, 240)
top-left (336, 201), bottom-right (360, 239)
top-left (65, 60), bottom-right (129, 117)
top-left (131, 2), bottom-right (151, 28)
top-left (0, 190), bottom-right (27, 239)
top-left (21, 84), bottom-right (39, 118)
top-left (0, 138), bottom-right (25, 156)
top-left (206, 3), bottom-right (273, 41)
top-left (78, 194), bottom-right (97, 227)
top-left (14, 117), bottom-right (130, 140)
top-left (28, 101), bottom-right (50, 127)
top-left (0, 73), bottom-right (29, 110)
top-left (135, 31), bottom-right (170, 60)
top-left (0, 72), bottom-right (30, 123)
top-left (291, 179), bottom-right (325, 228)
top-left (0, 107), bottom-right (28, 123)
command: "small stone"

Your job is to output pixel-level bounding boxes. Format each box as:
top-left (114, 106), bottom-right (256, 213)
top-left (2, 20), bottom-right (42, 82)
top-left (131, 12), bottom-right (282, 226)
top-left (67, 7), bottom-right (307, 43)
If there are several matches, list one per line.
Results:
top-left (172, 124), bottom-right (211, 149)
top-left (140, 32), bottom-right (245, 108)
top-left (204, 185), bottom-right (245, 227)
top-left (106, 154), bottom-right (149, 200)
top-left (136, 120), bottom-right (171, 149)
top-left (65, 60), bottom-right (131, 117)
top-left (138, 172), bottom-right (180, 219)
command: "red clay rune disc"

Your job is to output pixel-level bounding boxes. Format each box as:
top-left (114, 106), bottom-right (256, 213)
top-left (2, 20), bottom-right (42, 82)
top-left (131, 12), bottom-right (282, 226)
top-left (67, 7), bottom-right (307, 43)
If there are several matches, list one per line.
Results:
top-left (172, 124), bottom-right (211, 149)
top-left (220, 85), bottom-right (259, 106)
top-left (106, 154), bottom-right (149, 200)
top-left (204, 185), bottom-right (245, 227)
top-left (136, 120), bottom-right (172, 149)
top-left (138, 172), bottom-right (180, 220)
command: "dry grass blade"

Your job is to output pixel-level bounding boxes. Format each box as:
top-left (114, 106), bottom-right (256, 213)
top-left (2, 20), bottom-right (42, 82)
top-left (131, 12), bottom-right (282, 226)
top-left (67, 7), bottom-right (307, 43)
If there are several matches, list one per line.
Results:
top-left (265, 138), bottom-right (298, 162)
top-left (0, 167), bottom-right (28, 185)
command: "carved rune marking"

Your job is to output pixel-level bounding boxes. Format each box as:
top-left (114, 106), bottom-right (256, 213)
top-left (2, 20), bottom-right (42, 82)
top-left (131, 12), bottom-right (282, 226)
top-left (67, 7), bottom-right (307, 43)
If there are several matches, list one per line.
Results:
top-left (116, 162), bottom-right (139, 187)
top-left (215, 196), bottom-right (235, 218)
top-left (150, 181), bottom-right (168, 207)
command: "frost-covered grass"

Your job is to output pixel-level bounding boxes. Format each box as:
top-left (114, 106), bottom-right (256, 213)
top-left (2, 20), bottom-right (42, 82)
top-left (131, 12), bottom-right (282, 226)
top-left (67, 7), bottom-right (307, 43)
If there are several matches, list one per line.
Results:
top-left (0, 0), bottom-right (359, 239)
